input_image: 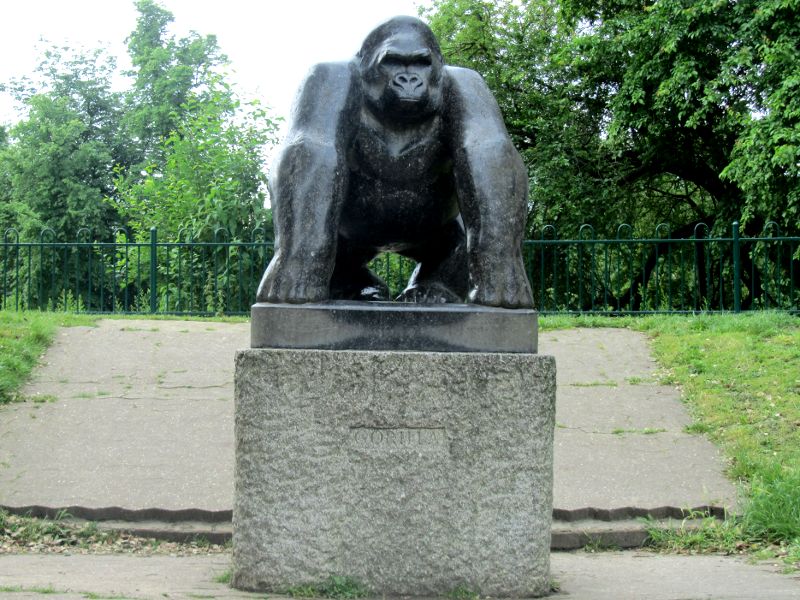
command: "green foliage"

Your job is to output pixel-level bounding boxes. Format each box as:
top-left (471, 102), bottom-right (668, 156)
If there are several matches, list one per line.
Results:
top-left (636, 313), bottom-right (800, 483)
top-left (742, 470), bottom-right (800, 544)
top-left (645, 511), bottom-right (749, 554)
top-left (116, 0), bottom-right (280, 243)
top-left (0, 1), bottom-right (280, 316)
top-left (1, 47), bottom-right (123, 241)
top-left (123, 0), bottom-right (227, 163)
top-left (448, 584), bottom-right (480, 600)
top-left (213, 569), bottom-right (232, 584)
top-left (113, 89), bottom-right (279, 242)
top-left (424, 0), bottom-right (800, 237)
top-left (110, 0), bottom-right (276, 246)
top-left (0, 509), bottom-right (122, 550)
top-left (0, 0), bottom-right (279, 249)
top-left (368, 252), bottom-right (417, 298)
top-left (637, 314), bottom-right (800, 563)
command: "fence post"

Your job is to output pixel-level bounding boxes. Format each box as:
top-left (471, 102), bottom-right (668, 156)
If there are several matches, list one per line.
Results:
top-left (732, 221), bottom-right (741, 313)
top-left (150, 227), bottom-right (158, 314)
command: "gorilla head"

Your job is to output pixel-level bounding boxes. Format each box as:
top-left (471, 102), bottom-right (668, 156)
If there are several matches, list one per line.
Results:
top-left (357, 16), bottom-right (444, 122)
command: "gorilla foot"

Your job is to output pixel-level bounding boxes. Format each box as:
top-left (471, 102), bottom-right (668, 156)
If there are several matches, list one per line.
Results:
top-left (330, 267), bottom-right (391, 302)
top-left (355, 284), bottom-right (391, 302)
top-left (396, 282), bottom-right (462, 304)
top-left (256, 263), bottom-right (330, 304)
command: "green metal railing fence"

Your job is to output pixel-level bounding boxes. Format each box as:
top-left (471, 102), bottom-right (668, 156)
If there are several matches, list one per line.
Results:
top-left (526, 222), bottom-right (798, 314)
top-left (2, 222), bottom-right (798, 315)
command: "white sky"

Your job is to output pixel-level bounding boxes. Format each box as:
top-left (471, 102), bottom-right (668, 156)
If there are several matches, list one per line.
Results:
top-left (0, 0), bottom-right (427, 126)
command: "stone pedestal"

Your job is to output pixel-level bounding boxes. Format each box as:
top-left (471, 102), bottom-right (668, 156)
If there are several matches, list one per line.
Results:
top-left (233, 304), bottom-right (555, 597)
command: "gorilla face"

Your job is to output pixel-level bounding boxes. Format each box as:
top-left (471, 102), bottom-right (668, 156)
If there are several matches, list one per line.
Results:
top-left (358, 17), bottom-right (444, 123)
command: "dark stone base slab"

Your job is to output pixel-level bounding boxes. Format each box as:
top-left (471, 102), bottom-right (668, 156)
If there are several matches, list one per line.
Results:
top-left (251, 301), bottom-right (537, 353)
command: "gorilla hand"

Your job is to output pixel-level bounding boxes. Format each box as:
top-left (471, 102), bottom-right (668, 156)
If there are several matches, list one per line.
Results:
top-left (256, 250), bottom-right (330, 304)
top-left (467, 255), bottom-right (534, 309)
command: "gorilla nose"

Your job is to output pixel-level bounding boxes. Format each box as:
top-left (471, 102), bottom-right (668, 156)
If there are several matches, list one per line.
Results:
top-left (393, 73), bottom-right (423, 91)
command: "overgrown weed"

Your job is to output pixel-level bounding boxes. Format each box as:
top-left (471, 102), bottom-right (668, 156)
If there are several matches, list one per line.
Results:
top-left (284, 575), bottom-right (369, 599)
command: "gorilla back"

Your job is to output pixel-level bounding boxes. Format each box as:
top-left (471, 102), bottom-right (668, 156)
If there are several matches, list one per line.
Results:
top-left (257, 16), bottom-right (534, 308)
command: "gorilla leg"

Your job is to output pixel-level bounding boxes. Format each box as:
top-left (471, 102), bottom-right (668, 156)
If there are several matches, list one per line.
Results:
top-left (329, 237), bottom-right (391, 301)
top-left (397, 218), bottom-right (468, 303)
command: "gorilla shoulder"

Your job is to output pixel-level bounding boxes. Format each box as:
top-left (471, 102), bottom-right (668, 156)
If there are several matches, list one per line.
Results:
top-left (287, 62), bottom-right (359, 138)
top-left (441, 65), bottom-right (512, 146)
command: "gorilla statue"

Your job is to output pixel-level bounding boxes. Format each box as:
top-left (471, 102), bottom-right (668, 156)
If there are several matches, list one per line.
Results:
top-left (256, 16), bottom-right (533, 308)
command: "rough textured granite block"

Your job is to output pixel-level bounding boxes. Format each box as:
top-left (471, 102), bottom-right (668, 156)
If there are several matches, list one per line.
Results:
top-left (250, 301), bottom-right (538, 353)
top-left (232, 349), bottom-right (556, 597)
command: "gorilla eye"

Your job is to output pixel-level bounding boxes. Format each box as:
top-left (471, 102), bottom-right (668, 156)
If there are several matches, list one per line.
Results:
top-left (381, 56), bottom-right (404, 69)
top-left (380, 52), bottom-right (432, 71)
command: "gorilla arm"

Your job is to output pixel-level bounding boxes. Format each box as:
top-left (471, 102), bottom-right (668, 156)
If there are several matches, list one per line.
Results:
top-left (445, 67), bottom-right (534, 309)
top-left (256, 62), bottom-right (357, 303)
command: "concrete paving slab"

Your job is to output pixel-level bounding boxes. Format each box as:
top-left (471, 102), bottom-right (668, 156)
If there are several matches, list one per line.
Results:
top-left (542, 328), bottom-right (738, 516)
top-left (0, 321), bottom-right (738, 520)
top-left (0, 397), bottom-right (232, 510)
top-left (553, 429), bottom-right (737, 513)
top-left (550, 551), bottom-right (800, 599)
top-left (0, 320), bottom-right (246, 513)
top-left (555, 384), bottom-right (691, 432)
top-left (24, 320), bottom-right (247, 401)
top-left (0, 551), bottom-right (798, 599)
top-left (0, 553), bottom-right (252, 599)
top-left (542, 327), bottom-right (659, 383)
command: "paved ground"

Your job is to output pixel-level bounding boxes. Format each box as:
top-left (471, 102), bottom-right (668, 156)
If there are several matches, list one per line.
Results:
top-left (1, 318), bottom-right (796, 599)
top-left (0, 320), bottom-right (736, 517)
top-left (1, 551), bottom-right (798, 599)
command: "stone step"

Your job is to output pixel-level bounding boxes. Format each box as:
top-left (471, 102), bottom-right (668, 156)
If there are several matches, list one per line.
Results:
top-left (2, 513), bottom-right (712, 551)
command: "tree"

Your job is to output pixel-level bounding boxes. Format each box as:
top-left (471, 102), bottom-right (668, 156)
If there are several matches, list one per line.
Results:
top-left (123, 0), bottom-right (228, 167)
top-left (0, 0), bottom-right (281, 312)
top-left (556, 0), bottom-right (799, 234)
top-left (0, 126), bottom-right (41, 236)
top-left (423, 0), bottom-right (668, 237)
top-left (113, 87), bottom-right (279, 242)
top-left (424, 0), bottom-right (800, 237)
top-left (0, 47), bottom-right (124, 240)
top-left (719, 0), bottom-right (800, 230)
top-left (111, 0), bottom-right (280, 242)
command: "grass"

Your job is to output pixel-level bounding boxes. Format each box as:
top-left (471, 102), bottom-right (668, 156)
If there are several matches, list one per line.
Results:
top-left (213, 569), bottom-right (232, 584)
top-left (543, 312), bottom-right (800, 568)
top-left (31, 394), bottom-right (56, 403)
top-left (644, 511), bottom-right (746, 553)
top-left (632, 314), bottom-right (800, 481)
top-left (109, 313), bottom-right (248, 324)
top-left (0, 586), bottom-right (136, 599)
top-left (581, 538), bottom-right (621, 552)
top-left (283, 575), bottom-right (369, 599)
top-left (611, 427), bottom-right (666, 435)
top-left (0, 311), bottom-right (96, 404)
top-left (626, 375), bottom-right (654, 385)
top-left (447, 584), bottom-right (480, 600)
